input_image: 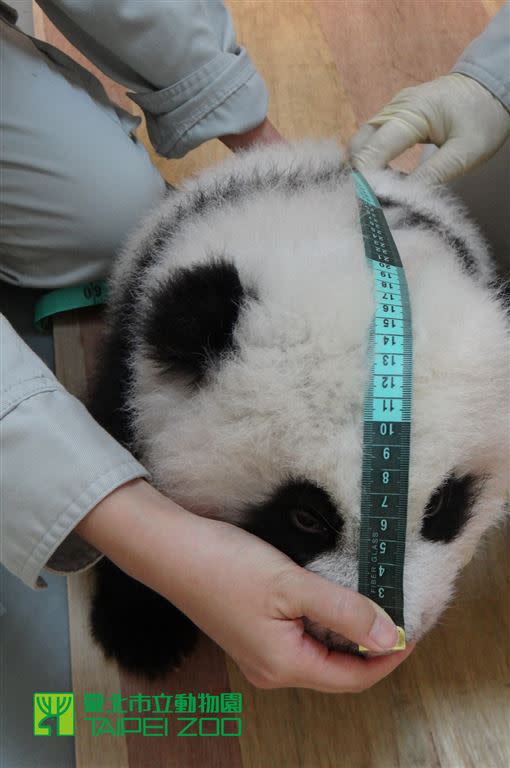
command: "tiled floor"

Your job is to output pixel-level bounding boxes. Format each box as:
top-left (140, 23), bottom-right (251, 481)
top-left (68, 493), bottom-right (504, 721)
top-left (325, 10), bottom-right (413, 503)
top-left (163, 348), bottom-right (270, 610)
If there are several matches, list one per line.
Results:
top-left (4, 2), bottom-right (508, 767)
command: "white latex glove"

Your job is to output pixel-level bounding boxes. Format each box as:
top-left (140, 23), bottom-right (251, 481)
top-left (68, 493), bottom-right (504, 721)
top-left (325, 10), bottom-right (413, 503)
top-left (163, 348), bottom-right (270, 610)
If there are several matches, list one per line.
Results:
top-left (349, 73), bottom-right (510, 185)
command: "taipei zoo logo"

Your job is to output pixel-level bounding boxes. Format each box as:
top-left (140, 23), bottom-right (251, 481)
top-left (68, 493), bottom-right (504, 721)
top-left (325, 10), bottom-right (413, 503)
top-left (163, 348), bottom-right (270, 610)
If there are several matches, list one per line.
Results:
top-left (34, 691), bottom-right (243, 737)
top-left (33, 693), bottom-right (75, 736)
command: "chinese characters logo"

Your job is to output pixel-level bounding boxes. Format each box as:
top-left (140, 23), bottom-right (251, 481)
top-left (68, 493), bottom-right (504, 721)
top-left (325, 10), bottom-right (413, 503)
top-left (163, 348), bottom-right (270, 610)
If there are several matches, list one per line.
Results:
top-left (34, 691), bottom-right (242, 737)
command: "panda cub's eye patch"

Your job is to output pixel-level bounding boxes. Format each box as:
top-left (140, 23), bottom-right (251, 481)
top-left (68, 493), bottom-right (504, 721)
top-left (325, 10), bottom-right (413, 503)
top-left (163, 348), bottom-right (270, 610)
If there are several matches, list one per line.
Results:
top-left (421, 473), bottom-right (479, 543)
top-left (242, 479), bottom-right (342, 567)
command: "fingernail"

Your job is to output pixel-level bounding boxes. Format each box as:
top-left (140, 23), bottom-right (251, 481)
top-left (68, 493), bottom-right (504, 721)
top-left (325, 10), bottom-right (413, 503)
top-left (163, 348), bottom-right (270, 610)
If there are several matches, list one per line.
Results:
top-left (368, 611), bottom-right (399, 649)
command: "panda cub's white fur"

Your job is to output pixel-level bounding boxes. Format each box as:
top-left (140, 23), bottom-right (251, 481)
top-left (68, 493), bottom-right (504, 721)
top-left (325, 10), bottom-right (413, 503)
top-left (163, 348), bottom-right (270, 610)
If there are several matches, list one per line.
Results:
top-left (102, 140), bottom-right (509, 652)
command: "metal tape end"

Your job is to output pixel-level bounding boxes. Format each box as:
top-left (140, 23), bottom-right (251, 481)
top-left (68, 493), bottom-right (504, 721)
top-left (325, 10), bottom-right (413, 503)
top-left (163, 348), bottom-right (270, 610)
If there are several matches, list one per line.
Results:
top-left (358, 626), bottom-right (406, 654)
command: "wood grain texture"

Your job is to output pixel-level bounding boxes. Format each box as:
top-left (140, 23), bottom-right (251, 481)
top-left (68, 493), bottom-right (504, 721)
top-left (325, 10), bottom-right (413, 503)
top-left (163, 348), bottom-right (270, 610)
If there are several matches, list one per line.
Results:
top-left (41, 1), bottom-right (509, 766)
top-left (121, 636), bottom-right (243, 768)
top-left (143, 0), bottom-right (357, 186)
top-left (52, 309), bottom-right (240, 768)
top-left (481, 0), bottom-right (506, 16)
top-left (312, 0), bottom-right (502, 173)
top-left (227, 522), bottom-right (509, 768)
top-left (53, 311), bottom-right (129, 768)
top-left (67, 571), bottom-right (130, 768)
top-left (312, 0), bottom-right (496, 124)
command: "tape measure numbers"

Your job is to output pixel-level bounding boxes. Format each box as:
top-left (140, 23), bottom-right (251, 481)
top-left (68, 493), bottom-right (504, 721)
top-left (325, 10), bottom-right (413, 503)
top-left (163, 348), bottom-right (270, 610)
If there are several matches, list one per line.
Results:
top-left (351, 170), bottom-right (412, 653)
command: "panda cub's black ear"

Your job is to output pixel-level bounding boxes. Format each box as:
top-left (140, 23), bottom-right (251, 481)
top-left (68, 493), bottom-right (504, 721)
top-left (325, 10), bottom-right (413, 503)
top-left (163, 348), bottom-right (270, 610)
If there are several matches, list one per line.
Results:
top-left (142, 258), bottom-right (248, 383)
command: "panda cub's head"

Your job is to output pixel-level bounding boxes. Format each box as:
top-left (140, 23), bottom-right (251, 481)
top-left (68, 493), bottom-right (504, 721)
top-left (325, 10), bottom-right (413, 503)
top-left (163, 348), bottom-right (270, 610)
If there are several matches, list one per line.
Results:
top-left (108, 141), bottom-right (509, 649)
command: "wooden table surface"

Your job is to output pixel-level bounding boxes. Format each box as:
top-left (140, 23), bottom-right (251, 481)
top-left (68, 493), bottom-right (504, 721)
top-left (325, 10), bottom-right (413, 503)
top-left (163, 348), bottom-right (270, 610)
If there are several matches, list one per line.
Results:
top-left (33, 2), bottom-right (509, 766)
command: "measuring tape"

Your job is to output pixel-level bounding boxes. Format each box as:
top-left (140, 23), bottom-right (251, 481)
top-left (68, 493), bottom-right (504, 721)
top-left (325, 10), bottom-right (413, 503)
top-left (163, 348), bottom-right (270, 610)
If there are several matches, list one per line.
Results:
top-left (34, 280), bottom-right (108, 331)
top-left (352, 170), bottom-right (412, 653)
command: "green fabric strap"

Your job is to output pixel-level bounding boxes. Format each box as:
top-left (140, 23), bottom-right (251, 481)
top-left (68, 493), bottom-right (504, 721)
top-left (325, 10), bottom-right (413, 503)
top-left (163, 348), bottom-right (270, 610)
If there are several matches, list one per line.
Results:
top-left (34, 280), bottom-right (109, 331)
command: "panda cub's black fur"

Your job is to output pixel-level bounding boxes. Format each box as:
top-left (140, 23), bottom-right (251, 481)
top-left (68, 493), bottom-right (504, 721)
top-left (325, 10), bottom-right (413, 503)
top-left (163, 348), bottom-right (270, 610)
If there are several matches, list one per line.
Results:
top-left (87, 141), bottom-right (509, 678)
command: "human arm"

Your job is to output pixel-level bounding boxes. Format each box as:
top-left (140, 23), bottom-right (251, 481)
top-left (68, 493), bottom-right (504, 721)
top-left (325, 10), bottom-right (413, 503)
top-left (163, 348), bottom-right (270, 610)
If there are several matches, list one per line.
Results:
top-left (219, 116), bottom-right (284, 152)
top-left (0, 313), bottom-right (149, 588)
top-left (34, 0), bottom-right (280, 156)
top-left (348, 1), bottom-right (510, 184)
top-left (0, 314), bottom-right (410, 690)
top-left (76, 477), bottom-right (413, 693)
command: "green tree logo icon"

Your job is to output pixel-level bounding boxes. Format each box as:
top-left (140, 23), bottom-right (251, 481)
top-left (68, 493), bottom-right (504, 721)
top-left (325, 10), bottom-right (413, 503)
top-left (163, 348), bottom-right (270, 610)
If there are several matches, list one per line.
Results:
top-left (33, 693), bottom-right (75, 736)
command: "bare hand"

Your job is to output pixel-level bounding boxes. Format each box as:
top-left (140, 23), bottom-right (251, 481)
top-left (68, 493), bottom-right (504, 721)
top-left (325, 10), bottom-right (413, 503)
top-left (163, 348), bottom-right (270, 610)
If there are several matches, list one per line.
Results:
top-left (219, 117), bottom-right (285, 152)
top-left (78, 480), bottom-right (414, 692)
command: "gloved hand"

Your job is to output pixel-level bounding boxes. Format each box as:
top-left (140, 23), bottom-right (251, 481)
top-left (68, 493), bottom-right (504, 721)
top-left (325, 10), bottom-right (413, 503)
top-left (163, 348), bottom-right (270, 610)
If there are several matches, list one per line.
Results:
top-left (349, 73), bottom-right (510, 185)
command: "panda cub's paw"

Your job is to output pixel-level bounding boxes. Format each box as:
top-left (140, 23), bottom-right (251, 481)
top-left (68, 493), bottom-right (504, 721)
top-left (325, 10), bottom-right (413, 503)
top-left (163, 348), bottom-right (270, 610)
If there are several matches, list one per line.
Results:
top-left (90, 558), bottom-right (198, 679)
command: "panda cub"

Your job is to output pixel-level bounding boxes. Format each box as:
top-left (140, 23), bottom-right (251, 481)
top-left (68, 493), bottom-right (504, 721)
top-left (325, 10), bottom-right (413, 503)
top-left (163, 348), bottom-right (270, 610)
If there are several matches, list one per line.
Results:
top-left (89, 141), bottom-right (509, 679)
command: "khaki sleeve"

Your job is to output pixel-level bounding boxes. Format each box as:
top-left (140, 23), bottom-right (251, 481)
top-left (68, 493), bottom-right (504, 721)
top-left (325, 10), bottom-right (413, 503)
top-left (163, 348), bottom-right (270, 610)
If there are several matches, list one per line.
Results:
top-left (35, 0), bottom-right (269, 157)
top-left (0, 314), bottom-right (149, 589)
top-left (452, 0), bottom-right (510, 112)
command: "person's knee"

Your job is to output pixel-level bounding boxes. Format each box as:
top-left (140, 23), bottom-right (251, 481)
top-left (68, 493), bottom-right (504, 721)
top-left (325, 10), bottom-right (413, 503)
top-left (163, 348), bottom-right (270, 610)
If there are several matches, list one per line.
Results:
top-left (0, 21), bottom-right (166, 288)
top-left (1, 141), bottom-right (165, 288)
top-left (67, 139), bottom-right (167, 270)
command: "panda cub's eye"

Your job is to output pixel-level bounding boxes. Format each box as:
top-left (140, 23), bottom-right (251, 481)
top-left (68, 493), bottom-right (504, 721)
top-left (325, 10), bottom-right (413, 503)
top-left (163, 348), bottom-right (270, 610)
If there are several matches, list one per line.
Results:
top-left (292, 508), bottom-right (330, 534)
top-left (424, 478), bottom-right (452, 519)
